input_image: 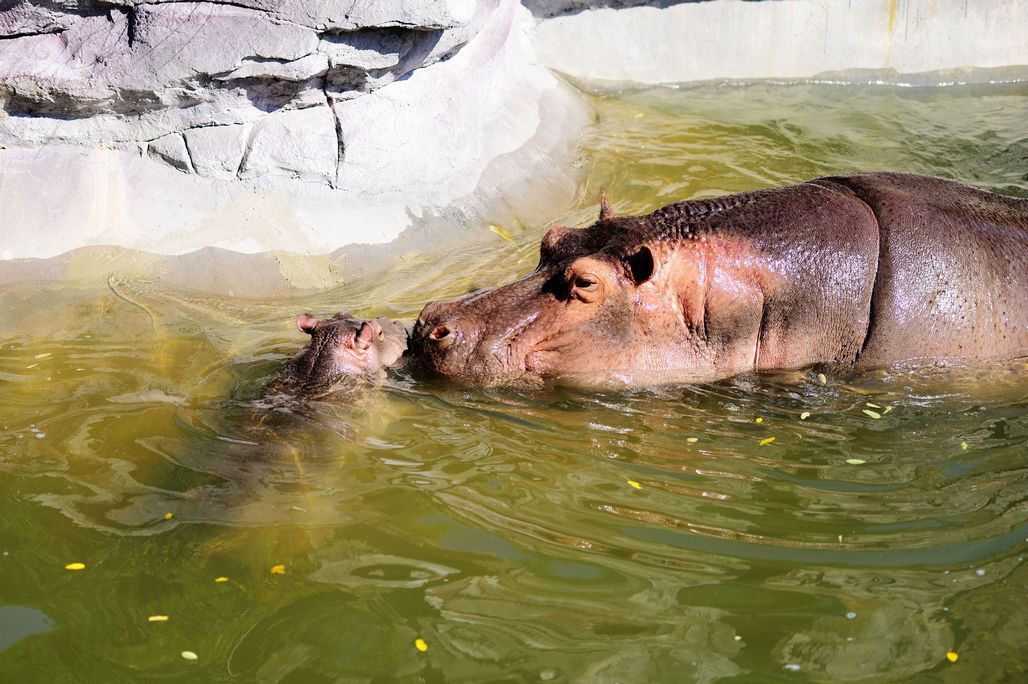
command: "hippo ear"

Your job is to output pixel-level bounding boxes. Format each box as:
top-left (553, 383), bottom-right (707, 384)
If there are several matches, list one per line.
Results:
top-left (297, 313), bottom-right (319, 334)
top-left (354, 321), bottom-right (374, 351)
top-left (599, 191), bottom-right (615, 221)
top-left (624, 246), bottom-right (654, 286)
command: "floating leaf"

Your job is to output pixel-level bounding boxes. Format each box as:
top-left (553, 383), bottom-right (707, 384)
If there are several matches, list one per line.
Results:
top-left (866, 402), bottom-right (880, 408)
top-left (946, 652), bottom-right (959, 663)
top-left (846, 458), bottom-right (866, 465)
top-left (214, 576), bottom-right (229, 583)
top-left (759, 437), bottom-right (776, 446)
top-left (817, 373), bottom-right (827, 385)
top-left (627, 480), bottom-right (642, 490)
top-left (163, 512), bottom-right (174, 521)
top-left (882, 406), bottom-right (893, 414)
top-left (862, 409), bottom-right (882, 420)
top-left (800, 412), bottom-right (811, 420)
top-left (64, 562), bottom-right (85, 571)
top-left (270, 565), bottom-right (286, 575)
top-left (414, 638), bottom-right (429, 653)
top-left (148, 615), bottom-right (169, 622)
top-left (488, 224), bottom-right (516, 244)
top-left (181, 651), bottom-right (198, 661)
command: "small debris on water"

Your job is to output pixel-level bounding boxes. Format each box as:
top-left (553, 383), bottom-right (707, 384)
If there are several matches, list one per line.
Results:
top-left (862, 409), bottom-right (882, 420)
top-left (734, 635), bottom-right (742, 641)
top-left (975, 568), bottom-right (985, 577)
top-left (759, 437), bottom-right (776, 446)
top-left (817, 373), bottom-right (827, 385)
top-left (35, 433), bottom-right (45, 439)
top-left (845, 458), bottom-right (866, 465)
top-left (181, 651), bottom-right (198, 661)
top-left (627, 480), bottom-right (642, 490)
top-left (755, 417), bottom-right (763, 423)
top-left (414, 638), bottom-right (429, 652)
top-left (960, 441), bottom-right (969, 450)
top-left (214, 576), bottom-right (229, 583)
top-left (686, 437), bottom-right (699, 443)
top-left (800, 411), bottom-right (811, 420)
top-left (784, 663), bottom-right (801, 672)
top-left (845, 611), bottom-right (857, 620)
top-left (64, 562), bottom-right (85, 571)
top-left (163, 512), bottom-right (173, 521)
top-left (270, 565), bottom-right (285, 575)
top-left (866, 402), bottom-right (880, 408)
top-left (837, 534), bottom-right (843, 543)
top-left (882, 406), bottom-right (893, 414)
top-left (489, 224), bottom-right (516, 244)
top-left (148, 615), bottom-right (169, 622)
top-left (946, 651), bottom-right (959, 663)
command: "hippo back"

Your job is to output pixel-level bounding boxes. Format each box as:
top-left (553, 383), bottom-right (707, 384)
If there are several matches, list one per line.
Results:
top-left (818, 173), bottom-right (1028, 366)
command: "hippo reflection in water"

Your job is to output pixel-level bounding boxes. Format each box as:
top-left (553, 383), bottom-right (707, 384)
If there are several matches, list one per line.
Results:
top-left (265, 312), bottom-right (407, 399)
top-left (409, 173), bottom-right (1028, 388)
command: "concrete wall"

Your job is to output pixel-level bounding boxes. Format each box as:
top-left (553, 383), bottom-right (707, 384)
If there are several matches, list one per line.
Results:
top-left (533, 0), bottom-right (1028, 84)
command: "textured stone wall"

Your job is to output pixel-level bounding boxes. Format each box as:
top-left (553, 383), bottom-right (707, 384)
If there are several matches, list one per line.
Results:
top-left (0, 0), bottom-right (482, 186)
top-left (0, 0), bottom-right (590, 269)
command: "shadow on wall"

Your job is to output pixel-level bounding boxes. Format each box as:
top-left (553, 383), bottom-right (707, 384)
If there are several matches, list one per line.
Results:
top-left (525, 0), bottom-right (699, 18)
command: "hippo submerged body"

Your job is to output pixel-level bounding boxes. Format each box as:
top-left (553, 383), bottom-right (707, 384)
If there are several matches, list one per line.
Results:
top-left (411, 173), bottom-right (1028, 387)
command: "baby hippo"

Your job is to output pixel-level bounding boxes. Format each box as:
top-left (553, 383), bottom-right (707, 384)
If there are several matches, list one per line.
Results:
top-left (265, 312), bottom-right (407, 398)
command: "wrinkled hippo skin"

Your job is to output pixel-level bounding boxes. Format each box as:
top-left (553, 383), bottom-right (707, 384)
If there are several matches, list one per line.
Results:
top-left (411, 173), bottom-right (1028, 387)
top-left (265, 312), bottom-right (407, 398)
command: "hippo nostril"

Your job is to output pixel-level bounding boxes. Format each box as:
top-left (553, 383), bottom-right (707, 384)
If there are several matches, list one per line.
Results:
top-left (429, 324), bottom-right (451, 341)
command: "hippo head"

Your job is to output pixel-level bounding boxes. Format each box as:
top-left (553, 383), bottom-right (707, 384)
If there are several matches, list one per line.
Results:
top-left (269, 313), bottom-right (407, 396)
top-left (410, 200), bottom-right (721, 388)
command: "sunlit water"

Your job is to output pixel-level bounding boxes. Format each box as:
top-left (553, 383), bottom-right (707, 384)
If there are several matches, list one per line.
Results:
top-left (2, 82), bottom-right (1027, 682)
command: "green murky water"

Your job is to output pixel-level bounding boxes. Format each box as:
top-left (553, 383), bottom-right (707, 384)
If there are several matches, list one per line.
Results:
top-left (2, 82), bottom-right (1027, 682)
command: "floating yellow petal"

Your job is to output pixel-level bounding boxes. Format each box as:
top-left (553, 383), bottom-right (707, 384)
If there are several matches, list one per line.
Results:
top-left (181, 651), bottom-right (198, 661)
top-left (214, 576), bottom-right (229, 583)
top-left (817, 373), bottom-right (827, 385)
top-left (488, 224), bottom-right (516, 244)
top-left (270, 565), bottom-right (286, 575)
top-left (64, 562), bottom-right (86, 571)
top-left (163, 512), bottom-right (174, 520)
top-left (147, 615), bottom-right (169, 622)
top-left (759, 437), bottom-right (776, 446)
top-left (946, 651), bottom-right (958, 663)
top-left (800, 411), bottom-right (811, 420)
top-left (754, 417), bottom-right (763, 424)
top-left (866, 402), bottom-right (880, 408)
top-left (686, 437), bottom-right (698, 443)
top-left (846, 458), bottom-right (866, 465)
top-left (960, 441), bottom-right (968, 450)
top-left (627, 480), bottom-right (642, 490)
top-left (883, 406), bottom-right (893, 414)
top-left (837, 534), bottom-right (843, 543)
top-left (862, 409), bottom-right (882, 420)
top-left (415, 638), bottom-right (429, 652)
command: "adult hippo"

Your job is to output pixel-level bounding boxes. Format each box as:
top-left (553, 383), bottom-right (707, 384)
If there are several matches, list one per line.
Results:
top-left (411, 173), bottom-right (1028, 387)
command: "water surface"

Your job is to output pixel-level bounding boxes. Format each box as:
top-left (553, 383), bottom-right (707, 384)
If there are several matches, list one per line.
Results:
top-left (1, 81), bottom-right (1027, 682)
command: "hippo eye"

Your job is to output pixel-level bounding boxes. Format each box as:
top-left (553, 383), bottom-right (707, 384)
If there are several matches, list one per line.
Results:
top-left (574, 275), bottom-right (598, 290)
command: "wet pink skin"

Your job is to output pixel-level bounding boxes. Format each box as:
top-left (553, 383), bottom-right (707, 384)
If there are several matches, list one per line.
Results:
top-left (410, 173), bottom-right (1028, 388)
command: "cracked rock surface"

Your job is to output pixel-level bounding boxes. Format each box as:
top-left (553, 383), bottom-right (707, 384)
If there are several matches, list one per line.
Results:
top-left (0, 0), bottom-right (479, 186)
top-left (0, 0), bottom-right (590, 266)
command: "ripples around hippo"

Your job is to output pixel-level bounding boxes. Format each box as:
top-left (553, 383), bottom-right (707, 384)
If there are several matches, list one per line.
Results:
top-left (1, 80), bottom-right (1027, 681)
